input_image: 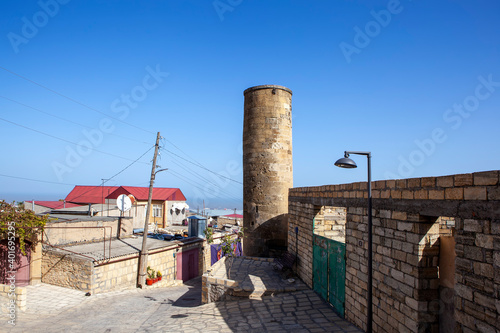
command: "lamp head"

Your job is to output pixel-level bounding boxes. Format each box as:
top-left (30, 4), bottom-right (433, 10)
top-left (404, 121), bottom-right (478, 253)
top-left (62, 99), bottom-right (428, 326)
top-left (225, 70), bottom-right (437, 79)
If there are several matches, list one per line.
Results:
top-left (334, 156), bottom-right (357, 169)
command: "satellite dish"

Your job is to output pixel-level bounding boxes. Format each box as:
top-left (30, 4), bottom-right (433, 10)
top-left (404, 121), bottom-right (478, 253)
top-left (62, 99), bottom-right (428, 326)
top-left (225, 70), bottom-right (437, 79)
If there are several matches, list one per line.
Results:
top-left (116, 194), bottom-right (132, 212)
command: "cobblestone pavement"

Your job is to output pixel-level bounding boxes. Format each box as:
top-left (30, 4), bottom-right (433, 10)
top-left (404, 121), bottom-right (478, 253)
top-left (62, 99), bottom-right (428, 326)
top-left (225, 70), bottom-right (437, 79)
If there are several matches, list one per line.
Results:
top-left (3, 278), bottom-right (362, 333)
top-left (229, 257), bottom-right (309, 294)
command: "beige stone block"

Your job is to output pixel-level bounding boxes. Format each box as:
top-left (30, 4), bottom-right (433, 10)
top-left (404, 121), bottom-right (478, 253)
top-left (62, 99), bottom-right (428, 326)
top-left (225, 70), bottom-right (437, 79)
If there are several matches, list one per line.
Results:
top-left (402, 190), bottom-right (413, 199)
top-left (414, 189), bottom-right (428, 200)
top-left (396, 179), bottom-right (407, 188)
top-left (386, 180), bottom-right (396, 188)
top-left (421, 177), bottom-right (436, 187)
top-left (487, 187), bottom-right (500, 200)
top-left (445, 187), bottom-right (463, 200)
top-left (463, 219), bottom-right (482, 232)
top-left (391, 190), bottom-right (402, 199)
top-left (428, 189), bottom-right (444, 200)
top-left (473, 171), bottom-right (498, 186)
top-left (473, 262), bottom-right (494, 279)
top-left (464, 187), bottom-right (487, 200)
top-left (475, 234), bottom-right (494, 249)
top-left (380, 189), bottom-right (390, 198)
top-left (455, 173), bottom-right (473, 186)
top-left (392, 211), bottom-right (409, 223)
top-left (437, 176), bottom-right (454, 187)
top-left (407, 178), bottom-right (421, 188)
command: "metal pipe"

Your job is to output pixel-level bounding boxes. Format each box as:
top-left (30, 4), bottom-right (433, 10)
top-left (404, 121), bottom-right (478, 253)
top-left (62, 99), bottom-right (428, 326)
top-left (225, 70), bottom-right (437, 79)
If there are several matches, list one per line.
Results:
top-left (6, 225), bottom-right (113, 260)
top-left (41, 242), bottom-right (96, 261)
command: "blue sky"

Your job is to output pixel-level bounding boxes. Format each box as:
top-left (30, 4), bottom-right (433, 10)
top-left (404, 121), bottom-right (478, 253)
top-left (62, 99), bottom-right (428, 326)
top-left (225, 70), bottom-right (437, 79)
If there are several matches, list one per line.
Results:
top-left (1, 0), bottom-right (499, 209)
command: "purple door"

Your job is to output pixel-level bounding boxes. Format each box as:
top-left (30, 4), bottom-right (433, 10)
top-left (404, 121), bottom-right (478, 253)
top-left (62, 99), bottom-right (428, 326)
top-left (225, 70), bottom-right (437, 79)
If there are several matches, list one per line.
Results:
top-left (176, 248), bottom-right (199, 282)
top-left (0, 239), bottom-right (31, 287)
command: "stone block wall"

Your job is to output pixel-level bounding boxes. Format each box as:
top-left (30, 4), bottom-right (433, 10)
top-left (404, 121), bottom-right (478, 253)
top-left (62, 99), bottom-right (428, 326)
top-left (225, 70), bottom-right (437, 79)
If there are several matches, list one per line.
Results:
top-left (454, 218), bottom-right (499, 331)
top-left (288, 201), bottom-right (316, 288)
top-left (42, 239), bottom-right (206, 294)
top-left (41, 250), bottom-right (93, 291)
top-left (288, 170), bottom-right (500, 332)
top-left (0, 284), bottom-right (27, 313)
top-left (313, 206), bottom-right (346, 242)
top-left (44, 218), bottom-right (133, 246)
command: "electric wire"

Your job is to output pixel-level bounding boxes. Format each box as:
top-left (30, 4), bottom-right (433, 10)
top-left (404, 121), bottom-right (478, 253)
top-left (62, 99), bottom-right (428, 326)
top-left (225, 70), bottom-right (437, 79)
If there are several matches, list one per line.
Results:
top-left (0, 174), bottom-right (75, 186)
top-left (0, 66), bottom-right (155, 135)
top-left (0, 95), bottom-right (150, 145)
top-left (162, 148), bottom-right (243, 185)
top-left (0, 116), bottom-right (150, 165)
top-left (168, 169), bottom-right (242, 203)
top-left (58, 145), bottom-right (155, 204)
top-left (168, 158), bottom-right (242, 200)
top-left (1, 66), bottom-right (243, 195)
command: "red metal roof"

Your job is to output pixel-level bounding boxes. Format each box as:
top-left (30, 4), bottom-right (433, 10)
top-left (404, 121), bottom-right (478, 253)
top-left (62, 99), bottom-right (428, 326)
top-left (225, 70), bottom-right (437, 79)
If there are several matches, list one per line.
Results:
top-left (25, 201), bottom-right (82, 210)
top-left (65, 186), bottom-right (120, 204)
top-left (222, 214), bottom-right (243, 218)
top-left (106, 186), bottom-right (186, 202)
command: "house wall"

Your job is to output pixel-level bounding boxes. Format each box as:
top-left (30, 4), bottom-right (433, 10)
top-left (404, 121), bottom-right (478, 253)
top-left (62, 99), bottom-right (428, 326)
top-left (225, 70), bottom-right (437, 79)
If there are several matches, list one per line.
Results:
top-left (41, 239), bottom-right (207, 294)
top-left (130, 200), bottom-right (187, 229)
top-left (166, 201), bottom-right (188, 226)
top-left (288, 170), bottom-right (499, 332)
top-left (44, 218), bottom-right (133, 246)
top-left (24, 202), bottom-right (51, 214)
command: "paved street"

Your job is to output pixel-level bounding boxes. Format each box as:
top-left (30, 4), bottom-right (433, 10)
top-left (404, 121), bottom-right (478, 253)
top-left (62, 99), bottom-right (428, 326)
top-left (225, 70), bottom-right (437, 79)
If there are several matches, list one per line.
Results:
top-left (3, 278), bottom-right (362, 333)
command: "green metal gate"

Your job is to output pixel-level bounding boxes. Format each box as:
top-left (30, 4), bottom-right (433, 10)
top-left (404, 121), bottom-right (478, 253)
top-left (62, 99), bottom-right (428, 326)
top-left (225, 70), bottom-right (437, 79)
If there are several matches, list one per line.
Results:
top-left (313, 234), bottom-right (346, 316)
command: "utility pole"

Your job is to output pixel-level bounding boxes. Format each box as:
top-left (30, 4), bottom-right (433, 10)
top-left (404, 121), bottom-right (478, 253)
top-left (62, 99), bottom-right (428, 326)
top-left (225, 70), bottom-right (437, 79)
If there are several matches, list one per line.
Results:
top-left (137, 132), bottom-right (161, 288)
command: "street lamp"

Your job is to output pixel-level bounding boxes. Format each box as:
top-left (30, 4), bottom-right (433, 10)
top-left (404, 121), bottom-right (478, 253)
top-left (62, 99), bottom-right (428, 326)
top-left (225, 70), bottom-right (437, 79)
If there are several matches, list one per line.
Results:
top-left (335, 151), bottom-right (372, 333)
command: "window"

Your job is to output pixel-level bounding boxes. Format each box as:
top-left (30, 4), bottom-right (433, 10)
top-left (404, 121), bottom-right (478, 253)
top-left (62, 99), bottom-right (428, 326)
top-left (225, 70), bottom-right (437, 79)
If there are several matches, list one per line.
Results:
top-left (153, 204), bottom-right (162, 217)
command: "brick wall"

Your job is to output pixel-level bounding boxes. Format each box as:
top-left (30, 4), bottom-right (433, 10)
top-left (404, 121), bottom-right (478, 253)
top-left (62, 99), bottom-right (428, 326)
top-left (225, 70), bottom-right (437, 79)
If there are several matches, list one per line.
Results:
top-left (288, 170), bottom-right (499, 332)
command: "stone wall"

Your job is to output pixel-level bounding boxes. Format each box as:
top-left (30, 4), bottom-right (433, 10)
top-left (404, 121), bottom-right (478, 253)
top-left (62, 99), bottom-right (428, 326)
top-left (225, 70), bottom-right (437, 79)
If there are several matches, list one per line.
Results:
top-left (287, 201), bottom-right (316, 288)
top-left (313, 206), bottom-right (346, 242)
top-left (42, 239), bottom-right (207, 294)
top-left (288, 170), bottom-right (500, 332)
top-left (0, 284), bottom-right (27, 313)
top-left (44, 218), bottom-right (133, 246)
top-left (41, 249), bottom-right (93, 291)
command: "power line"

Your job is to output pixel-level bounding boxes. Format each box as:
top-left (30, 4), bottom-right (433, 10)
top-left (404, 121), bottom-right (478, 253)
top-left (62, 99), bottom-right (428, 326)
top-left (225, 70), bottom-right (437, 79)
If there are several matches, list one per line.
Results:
top-left (169, 169), bottom-right (242, 203)
top-left (1, 66), bottom-right (243, 190)
top-left (0, 174), bottom-right (75, 186)
top-left (162, 148), bottom-right (243, 185)
top-left (0, 95), bottom-right (150, 145)
top-left (0, 116), bottom-right (150, 165)
top-left (59, 145), bottom-right (155, 204)
top-left (0, 65), bottom-right (155, 135)
top-left (169, 159), bottom-right (242, 201)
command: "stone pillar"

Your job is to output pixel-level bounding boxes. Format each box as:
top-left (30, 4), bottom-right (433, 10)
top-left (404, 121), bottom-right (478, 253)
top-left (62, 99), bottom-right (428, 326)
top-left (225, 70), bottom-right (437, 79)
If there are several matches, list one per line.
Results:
top-left (243, 85), bottom-right (293, 257)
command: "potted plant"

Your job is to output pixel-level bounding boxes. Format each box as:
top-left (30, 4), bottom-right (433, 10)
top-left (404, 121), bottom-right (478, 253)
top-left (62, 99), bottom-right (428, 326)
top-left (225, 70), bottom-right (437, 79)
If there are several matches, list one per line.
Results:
top-left (146, 266), bottom-right (156, 285)
top-left (157, 271), bottom-right (162, 281)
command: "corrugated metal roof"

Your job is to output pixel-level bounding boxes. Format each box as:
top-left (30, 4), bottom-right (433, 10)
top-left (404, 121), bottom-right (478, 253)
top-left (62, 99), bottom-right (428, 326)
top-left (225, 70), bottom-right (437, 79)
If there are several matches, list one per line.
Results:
top-left (222, 214), bottom-right (243, 218)
top-left (65, 186), bottom-right (119, 204)
top-left (26, 201), bottom-right (83, 209)
top-left (106, 186), bottom-right (186, 201)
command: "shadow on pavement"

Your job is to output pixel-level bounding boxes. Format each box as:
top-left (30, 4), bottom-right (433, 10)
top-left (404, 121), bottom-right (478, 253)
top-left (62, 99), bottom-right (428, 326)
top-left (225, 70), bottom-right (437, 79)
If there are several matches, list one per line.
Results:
top-left (169, 276), bottom-right (202, 308)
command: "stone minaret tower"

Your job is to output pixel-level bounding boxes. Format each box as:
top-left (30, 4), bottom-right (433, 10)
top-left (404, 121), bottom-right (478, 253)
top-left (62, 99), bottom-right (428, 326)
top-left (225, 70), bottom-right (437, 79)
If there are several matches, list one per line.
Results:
top-left (243, 85), bottom-right (293, 257)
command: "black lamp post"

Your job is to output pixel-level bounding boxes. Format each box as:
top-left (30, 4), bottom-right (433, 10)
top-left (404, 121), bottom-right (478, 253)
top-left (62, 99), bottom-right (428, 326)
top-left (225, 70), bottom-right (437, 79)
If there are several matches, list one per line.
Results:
top-left (335, 151), bottom-right (372, 333)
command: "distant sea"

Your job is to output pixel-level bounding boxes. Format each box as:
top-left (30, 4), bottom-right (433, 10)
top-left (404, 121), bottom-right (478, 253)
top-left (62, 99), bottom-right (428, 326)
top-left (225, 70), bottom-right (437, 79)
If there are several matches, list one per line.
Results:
top-left (189, 208), bottom-right (243, 217)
